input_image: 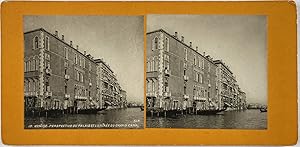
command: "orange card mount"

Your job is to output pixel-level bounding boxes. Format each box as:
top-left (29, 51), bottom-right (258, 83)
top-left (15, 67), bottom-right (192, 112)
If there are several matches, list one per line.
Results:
top-left (1, 1), bottom-right (297, 145)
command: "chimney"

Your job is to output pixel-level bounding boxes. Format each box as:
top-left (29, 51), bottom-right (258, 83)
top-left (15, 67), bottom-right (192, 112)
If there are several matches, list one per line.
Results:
top-left (84, 51), bottom-right (86, 55)
top-left (55, 31), bottom-right (58, 37)
top-left (175, 32), bottom-right (178, 38)
top-left (70, 41), bottom-right (73, 47)
top-left (203, 52), bottom-right (205, 56)
top-left (62, 35), bottom-right (64, 41)
top-left (189, 42), bottom-right (192, 48)
top-left (76, 45), bottom-right (79, 50)
top-left (196, 46), bottom-right (198, 52)
top-left (181, 36), bottom-right (184, 42)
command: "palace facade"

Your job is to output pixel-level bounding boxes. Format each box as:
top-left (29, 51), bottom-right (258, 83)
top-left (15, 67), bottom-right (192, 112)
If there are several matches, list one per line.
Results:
top-left (24, 28), bottom-right (127, 113)
top-left (146, 29), bottom-right (246, 111)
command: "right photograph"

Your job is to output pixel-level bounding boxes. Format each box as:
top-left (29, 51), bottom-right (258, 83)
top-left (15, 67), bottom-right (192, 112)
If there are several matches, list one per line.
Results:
top-left (146, 15), bottom-right (267, 129)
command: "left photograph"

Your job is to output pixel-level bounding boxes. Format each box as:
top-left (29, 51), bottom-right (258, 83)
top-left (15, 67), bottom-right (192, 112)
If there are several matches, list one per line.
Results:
top-left (23, 16), bottom-right (144, 129)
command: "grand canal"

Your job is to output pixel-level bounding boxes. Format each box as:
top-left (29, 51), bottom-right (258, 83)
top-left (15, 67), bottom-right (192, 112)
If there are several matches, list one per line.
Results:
top-left (146, 109), bottom-right (267, 129)
top-left (25, 108), bottom-right (144, 129)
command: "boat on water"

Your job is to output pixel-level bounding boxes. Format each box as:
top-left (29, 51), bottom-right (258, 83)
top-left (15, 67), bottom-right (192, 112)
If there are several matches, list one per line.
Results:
top-left (195, 108), bottom-right (227, 115)
top-left (140, 106), bottom-right (144, 111)
top-left (260, 107), bottom-right (267, 112)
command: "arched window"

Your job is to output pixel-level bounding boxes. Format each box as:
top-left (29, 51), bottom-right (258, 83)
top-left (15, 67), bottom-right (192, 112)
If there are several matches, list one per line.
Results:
top-left (74, 53), bottom-right (77, 64)
top-left (28, 81), bottom-right (31, 92)
top-left (154, 57), bottom-right (158, 71)
top-left (32, 80), bottom-right (35, 92)
top-left (151, 59), bottom-right (155, 72)
top-left (64, 47), bottom-right (68, 59)
top-left (149, 80), bottom-right (152, 92)
top-left (155, 37), bottom-right (158, 49)
top-left (200, 74), bottom-right (203, 83)
top-left (45, 36), bottom-right (49, 50)
top-left (28, 60), bottom-right (31, 71)
top-left (184, 48), bottom-right (188, 60)
top-left (36, 81), bottom-right (39, 92)
top-left (32, 59), bottom-right (36, 71)
top-left (34, 36), bottom-right (39, 49)
top-left (165, 37), bottom-right (169, 52)
top-left (35, 58), bottom-right (39, 70)
top-left (152, 37), bottom-right (158, 50)
top-left (26, 61), bottom-right (29, 72)
top-left (152, 80), bottom-right (155, 92)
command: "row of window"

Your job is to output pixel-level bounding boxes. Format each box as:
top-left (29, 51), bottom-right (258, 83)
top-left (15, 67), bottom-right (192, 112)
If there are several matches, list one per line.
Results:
top-left (24, 80), bottom-right (39, 92)
top-left (33, 36), bottom-right (50, 50)
top-left (183, 86), bottom-right (211, 98)
top-left (24, 58), bottom-right (39, 72)
top-left (75, 87), bottom-right (91, 97)
top-left (152, 37), bottom-right (170, 51)
top-left (146, 79), bottom-right (157, 93)
top-left (146, 57), bottom-right (159, 72)
top-left (193, 87), bottom-right (208, 98)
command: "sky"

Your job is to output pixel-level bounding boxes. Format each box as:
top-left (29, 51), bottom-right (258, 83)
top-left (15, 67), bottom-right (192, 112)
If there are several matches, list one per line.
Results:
top-left (24, 16), bottom-right (144, 104)
top-left (147, 15), bottom-right (267, 104)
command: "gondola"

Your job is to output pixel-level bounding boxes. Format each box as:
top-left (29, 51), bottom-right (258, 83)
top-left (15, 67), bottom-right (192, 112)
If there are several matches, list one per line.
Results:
top-left (195, 108), bottom-right (227, 115)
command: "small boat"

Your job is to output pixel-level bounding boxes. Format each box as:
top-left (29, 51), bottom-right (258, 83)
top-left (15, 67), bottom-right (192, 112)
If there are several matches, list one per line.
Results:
top-left (195, 108), bottom-right (227, 115)
top-left (140, 106), bottom-right (144, 111)
top-left (260, 107), bottom-right (267, 112)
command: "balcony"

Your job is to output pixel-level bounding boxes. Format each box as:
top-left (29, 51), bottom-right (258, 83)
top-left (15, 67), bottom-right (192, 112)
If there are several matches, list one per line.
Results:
top-left (24, 91), bottom-right (38, 97)
top-left (146, 91), bottom-right (157, 97)
top-left (65, 94), bottom-right (70, 99)
top-left (45, 91), bottom-right (52, 97)
top-left (193, 96), bottom-right (207, 102)
top-left (65, 74), bottom-right (70, 80)
top-left (45, 68), bottom-right (52, 75)
top-left (75, 96), bottom-right (88, 101)
top-left (183, 75), bottom-right (189, 81)
top-left (183, 94), bottom-right (189, 100)
top-left (164, 91), bottom-right (171, 98)
top-left (164, 69), bottom-right (170, 76)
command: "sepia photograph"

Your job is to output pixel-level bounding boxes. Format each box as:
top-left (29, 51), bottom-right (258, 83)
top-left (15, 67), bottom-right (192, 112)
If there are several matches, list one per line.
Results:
top-left (146, 15), bottom-right (267, 129)
top-left (23, 16), bottom-right (144, 129)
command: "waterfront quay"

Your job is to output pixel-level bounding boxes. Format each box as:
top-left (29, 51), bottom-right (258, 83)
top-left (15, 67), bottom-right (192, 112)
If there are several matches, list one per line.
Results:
top-left (24, 28), bottom-right (127, 118)
top-left (146, 29), bottom-right (247, 119)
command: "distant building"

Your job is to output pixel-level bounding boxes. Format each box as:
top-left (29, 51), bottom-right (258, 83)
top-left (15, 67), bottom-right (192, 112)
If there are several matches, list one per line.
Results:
top-left (146, 29), bottom-right (246, 111)
top-left (120, 89), bottom-right (127, 108)
top-left (24, 28), bottom-right (126, 113)
top-left (94, 58), bottom-right (125, 109)
top-left (214, 60), bottom-right (239, 109)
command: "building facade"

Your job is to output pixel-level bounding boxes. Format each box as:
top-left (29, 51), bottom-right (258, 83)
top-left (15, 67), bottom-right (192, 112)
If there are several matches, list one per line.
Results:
top-left (146, 29), bottom-right (218, 111)
top-left (146, 29), bottom-right (246, 111)
top-left (94, 58), bottom-right (127, 109)
top-left (24, 28), bottom-right (126, 113)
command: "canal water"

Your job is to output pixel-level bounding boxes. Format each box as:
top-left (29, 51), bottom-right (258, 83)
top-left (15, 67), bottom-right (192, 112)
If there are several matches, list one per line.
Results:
top-left (146, 109), bottom-right (267, 129)
top-left (25, 108), bottom-right (144, 129)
